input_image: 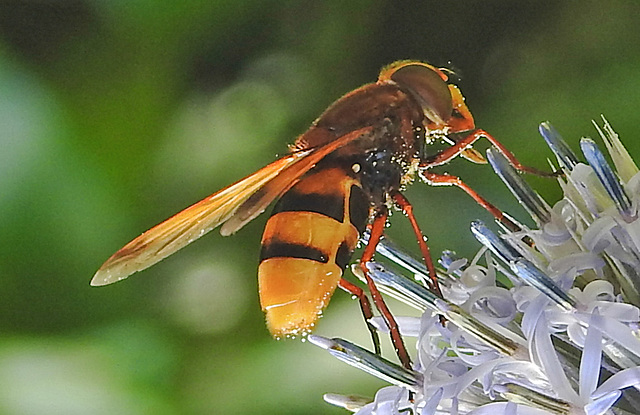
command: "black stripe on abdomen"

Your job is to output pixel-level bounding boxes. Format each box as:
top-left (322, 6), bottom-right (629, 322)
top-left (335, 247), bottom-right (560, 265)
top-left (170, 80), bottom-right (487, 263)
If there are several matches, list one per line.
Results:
top-left (335, 241), bottom-right (353, 269)
top-left (260, 240), bottom-right (329, 263)
top-left (348, 184), bottom-right (369, 234)
top-left (270, 191), bottom-right (344, 223)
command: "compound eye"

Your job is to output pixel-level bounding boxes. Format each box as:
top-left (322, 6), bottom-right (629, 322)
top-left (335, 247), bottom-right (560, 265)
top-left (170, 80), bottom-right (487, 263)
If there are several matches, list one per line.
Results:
top-left (390, 63), bottom-right (453, 125)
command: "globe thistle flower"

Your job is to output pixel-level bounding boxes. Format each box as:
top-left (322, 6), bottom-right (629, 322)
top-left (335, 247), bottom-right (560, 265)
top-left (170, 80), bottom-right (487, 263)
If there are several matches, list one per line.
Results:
top-left (311, 119), bottom-right (640, 415)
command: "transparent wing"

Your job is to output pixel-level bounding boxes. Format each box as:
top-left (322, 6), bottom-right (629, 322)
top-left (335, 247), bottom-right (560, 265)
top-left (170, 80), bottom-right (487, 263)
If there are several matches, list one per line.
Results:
top-left (220, 127), bottom-right (373, 235)
top-left (92, 126), bottom-right (373, 287)
top-left (91, 151), bottom-right (311, 286)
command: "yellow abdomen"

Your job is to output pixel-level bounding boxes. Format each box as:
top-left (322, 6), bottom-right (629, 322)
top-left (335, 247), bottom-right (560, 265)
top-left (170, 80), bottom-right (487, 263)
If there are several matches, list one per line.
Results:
top-left (258, 166), bottom-right (368, 337)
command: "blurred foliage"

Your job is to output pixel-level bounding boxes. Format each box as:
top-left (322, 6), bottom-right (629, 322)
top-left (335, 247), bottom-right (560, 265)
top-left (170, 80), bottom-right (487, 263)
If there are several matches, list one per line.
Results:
top-left (1, 0), bottom-right (639, 414)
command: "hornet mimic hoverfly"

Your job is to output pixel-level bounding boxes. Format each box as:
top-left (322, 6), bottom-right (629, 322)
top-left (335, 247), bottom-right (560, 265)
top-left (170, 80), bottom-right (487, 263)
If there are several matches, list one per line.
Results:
top-left (92, 61), bottom-right (548, 369)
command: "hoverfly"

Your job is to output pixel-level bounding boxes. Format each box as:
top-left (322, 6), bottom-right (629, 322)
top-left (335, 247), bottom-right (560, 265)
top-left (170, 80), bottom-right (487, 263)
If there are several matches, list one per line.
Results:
top-left (93, 60), bottom-right (547, 369)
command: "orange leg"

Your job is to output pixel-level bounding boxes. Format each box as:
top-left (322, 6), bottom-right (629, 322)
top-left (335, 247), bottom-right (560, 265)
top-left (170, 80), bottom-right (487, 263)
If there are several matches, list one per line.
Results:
top-left (391, 192), bottom-right (443, 299)
top-left (424, 129), bottom-right (556, 177)
top-left (338, 278), bottom-right (381, 355)
top-left (421, 171), bottom-right (521, 232)
top-left (360, 207), bottom-right (412, 370)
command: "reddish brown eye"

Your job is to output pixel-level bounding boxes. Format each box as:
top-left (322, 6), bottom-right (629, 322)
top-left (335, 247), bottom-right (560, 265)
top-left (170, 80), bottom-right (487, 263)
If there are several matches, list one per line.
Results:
top-left (390, 64), bottom-right (453, 125)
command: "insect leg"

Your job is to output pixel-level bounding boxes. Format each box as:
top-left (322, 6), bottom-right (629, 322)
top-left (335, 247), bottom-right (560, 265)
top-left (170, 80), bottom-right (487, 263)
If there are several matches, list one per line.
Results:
top-left (338, 278), bottom-right (381, 355)
top-left (391, 192), bottom-right (443, 298)
top-left (424, 129), bottom-right (556, 177)
top-left (360, 207), bottom-right (413, 370)
top-left (420, 171), bottom-right (521, 232)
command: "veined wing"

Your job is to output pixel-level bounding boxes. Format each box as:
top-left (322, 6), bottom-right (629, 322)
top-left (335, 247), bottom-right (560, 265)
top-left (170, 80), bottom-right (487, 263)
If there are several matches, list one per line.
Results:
top-left (220, 126), bottom-right (373, 235)
top-left (91, 150), bottom-right (311, 286)
top-left (92, 125), bottom-right (374, 286)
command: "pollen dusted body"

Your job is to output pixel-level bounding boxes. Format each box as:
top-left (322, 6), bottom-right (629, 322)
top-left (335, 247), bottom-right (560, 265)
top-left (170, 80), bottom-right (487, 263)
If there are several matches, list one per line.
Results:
top-left (93, 61), bottom-right (543, 369)
top-left (258, 79), bottom-right (427, 337)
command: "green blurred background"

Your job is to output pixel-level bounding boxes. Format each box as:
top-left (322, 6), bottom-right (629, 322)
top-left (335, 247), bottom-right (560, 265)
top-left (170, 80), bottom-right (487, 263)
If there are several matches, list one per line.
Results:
top-left (1, 1), bottom-right (639, 414)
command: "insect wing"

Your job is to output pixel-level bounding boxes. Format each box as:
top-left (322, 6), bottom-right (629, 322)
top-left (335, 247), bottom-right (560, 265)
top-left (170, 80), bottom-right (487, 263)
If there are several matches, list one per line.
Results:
top-left (220, 126), bottom-right (373, 235)
top-left (93, 125), bottom-right (373, 287)
top-left (91, 150), bottom-right (311, 286)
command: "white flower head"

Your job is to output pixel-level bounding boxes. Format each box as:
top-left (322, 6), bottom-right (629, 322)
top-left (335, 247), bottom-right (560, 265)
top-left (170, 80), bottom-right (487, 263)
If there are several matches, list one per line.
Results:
top-left (311, 119), bottom-right (640, 415)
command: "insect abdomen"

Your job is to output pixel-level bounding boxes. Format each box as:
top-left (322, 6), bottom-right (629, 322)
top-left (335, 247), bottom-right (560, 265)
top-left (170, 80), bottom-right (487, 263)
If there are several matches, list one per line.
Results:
top-left (258, 166), bottom-right (368, 337)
